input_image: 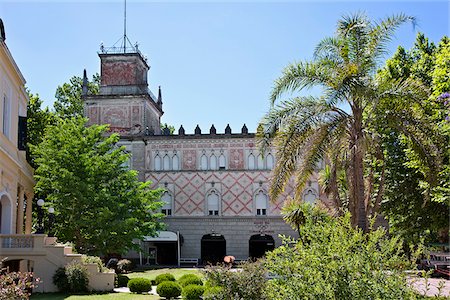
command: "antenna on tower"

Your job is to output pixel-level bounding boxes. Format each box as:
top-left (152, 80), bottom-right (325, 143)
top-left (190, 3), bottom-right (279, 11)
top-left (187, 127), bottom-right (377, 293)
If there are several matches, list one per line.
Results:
top-left (123, 0), bottom-right (127, 53)
top-left (99, 0), bottom-right (144, 56)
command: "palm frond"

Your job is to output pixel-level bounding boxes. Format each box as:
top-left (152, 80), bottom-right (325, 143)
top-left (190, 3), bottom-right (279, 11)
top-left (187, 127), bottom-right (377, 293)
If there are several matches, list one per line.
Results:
top-left (367, 13), bottom-right (416, 64)
top-left (292, 114), bottom-right (348, 200)
top-left (270, 61), bottom-right (332, 104)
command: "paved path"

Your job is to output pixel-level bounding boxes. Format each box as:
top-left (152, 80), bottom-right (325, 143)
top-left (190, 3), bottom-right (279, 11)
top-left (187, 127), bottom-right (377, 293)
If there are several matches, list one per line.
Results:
top-left (114, 286), bottom-right (158, 295)
top-left (408, 277), bottom-right (450, 297)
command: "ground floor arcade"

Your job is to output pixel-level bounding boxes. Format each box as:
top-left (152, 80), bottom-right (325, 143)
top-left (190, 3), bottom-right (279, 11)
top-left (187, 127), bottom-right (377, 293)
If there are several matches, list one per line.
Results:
top-left (127, 216), bottom-right (297, 266)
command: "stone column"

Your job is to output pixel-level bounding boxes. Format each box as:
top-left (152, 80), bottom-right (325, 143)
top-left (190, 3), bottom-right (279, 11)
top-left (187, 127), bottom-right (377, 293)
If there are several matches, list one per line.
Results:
top-left (24, 191), bottom-right (34, 234)
top-left (16, 186), bottom-right (24, 234)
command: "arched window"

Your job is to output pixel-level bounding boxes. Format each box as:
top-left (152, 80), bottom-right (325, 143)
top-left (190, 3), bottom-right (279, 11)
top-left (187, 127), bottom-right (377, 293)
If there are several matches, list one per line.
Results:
top-left (154, 153), bottom-right (162, 171)
top-left (248, 153), bottom-right (255, 170)
top-left (161, 191), bottom-right (172, 216)
top-left (200, 154), bottom-right (208, 170)
top-left (266, 153), bottom-right (274, 170)
top-left (163, 154), bottom-right (170, 171)
top-left (210, 154), bottom-right (217, 170)
top-left (303, 189), bottom-right (317, 204)
top-left (255, 190), bottom-right (268, 216)
top-left (257, 154), bottom-right (264, 170)
top-left (172, 153), bottom-right (179, 171)
top-left (207, 190), bottom-right (220, 216)
top-left (219, 153), bottom-right (226, 170)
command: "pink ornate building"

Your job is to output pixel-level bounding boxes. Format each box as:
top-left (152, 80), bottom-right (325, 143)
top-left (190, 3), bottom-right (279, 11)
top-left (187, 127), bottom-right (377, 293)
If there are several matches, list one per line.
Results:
top-left (84, 46), bottom-right (326, 265)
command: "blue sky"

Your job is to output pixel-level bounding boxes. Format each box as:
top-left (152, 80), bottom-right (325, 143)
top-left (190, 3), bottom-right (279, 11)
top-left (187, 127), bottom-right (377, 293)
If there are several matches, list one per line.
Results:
top-left (1, 0), bottom-right (448, 133)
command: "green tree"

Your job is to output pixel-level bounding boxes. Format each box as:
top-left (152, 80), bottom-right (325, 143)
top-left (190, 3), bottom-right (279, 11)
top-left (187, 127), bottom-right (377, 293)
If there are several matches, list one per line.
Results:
top-left (259, 13), bottom-right (427, 231)
top-left (31, 116), bottom-right (164, 255)
top-left (26, 92), bottom-right (54, 168)
top-left (376, 34), bottom-right (449, 243)
top-left (54, 73), bottom-right (99, 118)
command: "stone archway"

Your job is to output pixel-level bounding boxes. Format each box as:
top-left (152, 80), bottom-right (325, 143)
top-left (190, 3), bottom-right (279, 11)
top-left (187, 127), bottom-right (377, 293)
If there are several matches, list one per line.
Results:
top-left (0, 194), bottom-right (13, 234)
top-left (201, 234), bottom-right (226, 265)
top-left (249, 234), bottom-right (275, 259)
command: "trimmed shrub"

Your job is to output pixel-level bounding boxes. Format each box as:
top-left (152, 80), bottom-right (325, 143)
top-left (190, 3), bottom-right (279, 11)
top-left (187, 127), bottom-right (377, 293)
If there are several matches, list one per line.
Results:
top-left (182, 284), bottom-right (205, 300)
top-left (52, 267), bottom-right (69, 291)
top-left (115, 274), bottom-right (130, 288)
top-left (128, 277), bottom-right (152, 293)
top-left (156, 281), bottom-right (182, 299)
top-left (178, 274), bottom-right (203, 287)
top-left (202, 286), bottom-right (225, 300)
top-left (65, 262), bottom-right (89, 293)
top-left (155, 273), bottom-right (176, 285)
top-left (117, 259), bottom-right (133, 273)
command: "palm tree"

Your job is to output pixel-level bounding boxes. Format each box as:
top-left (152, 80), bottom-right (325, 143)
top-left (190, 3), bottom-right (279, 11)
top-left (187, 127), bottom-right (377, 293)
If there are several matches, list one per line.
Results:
top-left (259, 13), bottom-right (434, 231)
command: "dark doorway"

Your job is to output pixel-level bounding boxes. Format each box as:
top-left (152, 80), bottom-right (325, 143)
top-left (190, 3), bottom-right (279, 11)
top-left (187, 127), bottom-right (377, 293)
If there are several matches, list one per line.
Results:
top-left (154, 242), bottom-right (178, 265)
top-left (3, 259), bottom-right (21, 272)
top-left (201, 234), bottom-right (226, 265)
top-left (249, 234), bottom-right (275, 259)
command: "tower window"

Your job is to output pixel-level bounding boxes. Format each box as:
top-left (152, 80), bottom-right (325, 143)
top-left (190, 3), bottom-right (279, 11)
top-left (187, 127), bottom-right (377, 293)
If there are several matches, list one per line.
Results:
top-left (255, 190), bottom-right (268, 216)
top-left (207, 190), bottom-right (220, 216)
top-left (161, 191), bottom-right (173, 216)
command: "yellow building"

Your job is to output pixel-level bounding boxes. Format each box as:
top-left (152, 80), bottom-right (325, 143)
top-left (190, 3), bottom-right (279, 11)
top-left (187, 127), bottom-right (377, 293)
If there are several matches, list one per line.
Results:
top-left (0, 19), bottom-right (114, 292)
top-left (0, 19), bottom-right (34, 237)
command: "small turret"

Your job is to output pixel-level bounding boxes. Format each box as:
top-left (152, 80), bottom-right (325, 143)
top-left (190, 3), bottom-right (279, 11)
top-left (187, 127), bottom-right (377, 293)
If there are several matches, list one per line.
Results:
top-left (178, 125), bottom-right (185, 136)
top-left (157, 85), bottom-right (163, 108)
top-left (194, 125), bottom-right (201, 135)
top-left (210, 124), bottom-right (217, 135)
top-left (241, 124), bottom-right (248, 134)
top-left (82, 69), bottom-right (88, 98)
top-left (225, 124), bottom-right (232, 134)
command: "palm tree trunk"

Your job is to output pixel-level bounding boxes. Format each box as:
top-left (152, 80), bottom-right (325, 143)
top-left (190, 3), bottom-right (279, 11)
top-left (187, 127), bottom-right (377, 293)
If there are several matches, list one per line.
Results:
top-left (349, 106), bottom-right (368, 231)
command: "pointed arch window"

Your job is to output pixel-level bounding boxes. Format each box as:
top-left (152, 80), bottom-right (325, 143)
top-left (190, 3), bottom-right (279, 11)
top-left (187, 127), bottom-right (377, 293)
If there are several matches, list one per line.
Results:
top-left (154, 153), bottom-right (162, 171)
top-left (219, 153), bottom-right (226, 170)
top-left (207, 190), bottom-right (220, 216)
top-left (163, 154), bottom-right (170, 170)
top-left (248, 153), bottom-right (255, 170)
top-left (257, 154), bottom-right (265, 170)
top-left (266, 153), bottom-right (274, 170)
top-left (161, 191), bottom-right (173, 216)
top-left (255, 190), bottom-right (268, 216)
top-left (200, 153), bottom-right (208, 170)
top-left (210, 154), bottom-right (217, 170)
top-left (172, 153), bottom-right (180, 171)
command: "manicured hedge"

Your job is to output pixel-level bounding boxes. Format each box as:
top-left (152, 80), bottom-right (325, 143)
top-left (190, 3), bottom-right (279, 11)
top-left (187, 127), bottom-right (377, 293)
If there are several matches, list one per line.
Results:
top-left (155, 273), bottom-right (176, 285)
top-left (182, 284), bottom-right (205, 300)
top-left (128, 277), bottom-right (152, 293)
top-left (156, 281), bottom-right (182, 299)
top-left (178, 274), bottom-right (203, 287)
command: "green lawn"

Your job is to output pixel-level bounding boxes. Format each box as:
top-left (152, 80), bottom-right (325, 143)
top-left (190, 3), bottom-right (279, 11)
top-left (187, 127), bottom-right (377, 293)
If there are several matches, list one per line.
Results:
top-left (30, 268), bottom-right (203, 299)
